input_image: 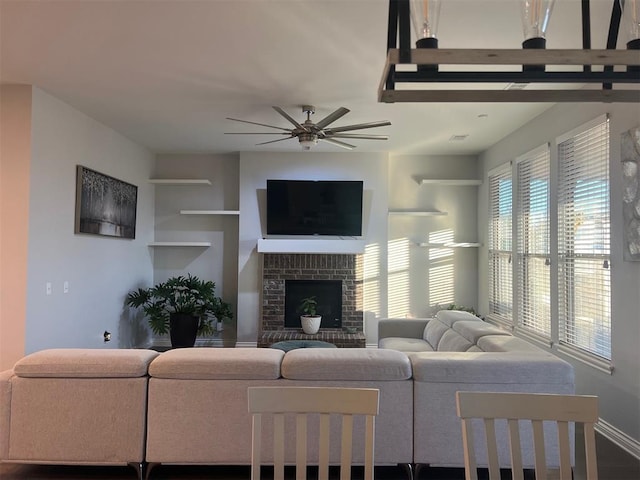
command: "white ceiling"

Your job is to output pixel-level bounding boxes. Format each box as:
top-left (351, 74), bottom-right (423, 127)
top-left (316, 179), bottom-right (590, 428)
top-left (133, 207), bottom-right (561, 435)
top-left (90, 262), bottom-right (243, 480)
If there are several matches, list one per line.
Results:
top-left (0, 0), bottom-right (618, 155)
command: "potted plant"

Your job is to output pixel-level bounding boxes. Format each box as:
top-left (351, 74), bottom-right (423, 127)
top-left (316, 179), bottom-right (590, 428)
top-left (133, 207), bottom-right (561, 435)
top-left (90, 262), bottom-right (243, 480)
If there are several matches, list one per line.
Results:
top-left (126, 274), bottom-right (231, 348)
top-left (299, 296), bottom-right (322, 334)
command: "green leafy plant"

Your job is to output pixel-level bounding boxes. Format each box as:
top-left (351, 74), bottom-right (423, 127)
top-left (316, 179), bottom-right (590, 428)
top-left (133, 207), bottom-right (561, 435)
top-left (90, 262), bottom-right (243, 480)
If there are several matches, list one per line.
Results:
top-left (126, 274), bottom-right (232, 335)
top-left (299, 296), bottom-right (318, 316)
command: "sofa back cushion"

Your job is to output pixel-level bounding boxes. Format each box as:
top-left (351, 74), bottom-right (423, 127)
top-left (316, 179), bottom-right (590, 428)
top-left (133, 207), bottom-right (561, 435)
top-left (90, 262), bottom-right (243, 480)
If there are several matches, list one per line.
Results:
top-left (422, 318), bottom-right (450, 348)
top-left (435, 309), bottom-right (482, 327)
top-left (436, 329), bottom-right (475, 352)
top-left (13, 349), bottom-right (159, 378)
top-left (452, 320), bottom-right (511, 344)
top-left (281, 349), bottom-right (412, 381)
top-left (478, 335), bottom-right (543, 353)
top-left (149, 348), bottom-right (284, 380)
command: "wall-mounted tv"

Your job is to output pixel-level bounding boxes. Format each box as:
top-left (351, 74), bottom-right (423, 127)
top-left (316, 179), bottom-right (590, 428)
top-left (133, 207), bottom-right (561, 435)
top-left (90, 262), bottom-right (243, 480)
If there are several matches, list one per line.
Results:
top-left (266, 180), bottom-right (363, 236)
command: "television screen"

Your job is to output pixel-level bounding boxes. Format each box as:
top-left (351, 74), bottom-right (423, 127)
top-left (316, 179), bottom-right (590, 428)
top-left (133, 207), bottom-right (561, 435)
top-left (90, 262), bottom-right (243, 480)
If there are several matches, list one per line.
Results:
top-left (266, 180), bottom-right (363, 236)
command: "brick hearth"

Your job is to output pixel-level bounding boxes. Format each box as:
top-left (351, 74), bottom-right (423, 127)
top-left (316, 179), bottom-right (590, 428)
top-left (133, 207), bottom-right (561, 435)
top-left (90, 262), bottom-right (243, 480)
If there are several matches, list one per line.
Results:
top-left (260, 253), bottom-right (364, 348)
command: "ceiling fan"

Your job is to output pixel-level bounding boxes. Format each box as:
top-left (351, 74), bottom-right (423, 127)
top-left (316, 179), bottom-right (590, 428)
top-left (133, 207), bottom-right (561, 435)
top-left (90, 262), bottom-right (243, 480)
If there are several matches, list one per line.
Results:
top-left (225, 105), bottom-right (391, 150)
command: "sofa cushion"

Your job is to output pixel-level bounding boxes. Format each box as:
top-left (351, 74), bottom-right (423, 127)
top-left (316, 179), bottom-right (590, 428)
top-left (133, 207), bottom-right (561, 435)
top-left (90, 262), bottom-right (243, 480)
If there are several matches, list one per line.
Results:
top-left (378, 337), bottom-right (434, 352)
top-left (436, 329), bottom-right (475, 352)
top-left (410, 352), bottom-right (574, 384)
top-left (149, 348), bottom-right (284, 380)
top-left (435, 309), bottom-right (482, 327)
top-left (422, 318), bottom-right (450, 349)
top-left (13, 349), bottom-right (159, 378)
top-left (281, 349), bottom-right (412, 381)
top-left (478, 335), bottom-right (544, 353)
top-left (452, 320), bottom-right (511, 344)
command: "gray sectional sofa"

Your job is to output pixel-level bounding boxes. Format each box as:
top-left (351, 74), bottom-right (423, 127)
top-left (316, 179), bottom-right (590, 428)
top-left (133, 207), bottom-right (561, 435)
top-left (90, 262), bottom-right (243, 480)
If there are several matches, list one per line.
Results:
top-left (379, 310), bottom-right (576, 468)
top-left (0, 310), bottom-right (575, 478)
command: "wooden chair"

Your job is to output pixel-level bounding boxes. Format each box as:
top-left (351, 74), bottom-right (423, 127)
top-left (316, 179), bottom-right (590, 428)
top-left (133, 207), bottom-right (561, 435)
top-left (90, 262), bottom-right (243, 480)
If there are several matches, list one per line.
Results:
top-left (247, 386), bottom-right (380, 480)
top-left (455, 391), bottom-right (599, 480)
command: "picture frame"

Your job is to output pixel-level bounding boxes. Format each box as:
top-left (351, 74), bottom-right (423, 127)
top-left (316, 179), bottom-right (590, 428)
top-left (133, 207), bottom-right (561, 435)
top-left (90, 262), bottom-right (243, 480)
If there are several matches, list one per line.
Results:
top-left (75, 165), bottom-right (138, 239)
top-left (622, 126), bottom-right (640, 261)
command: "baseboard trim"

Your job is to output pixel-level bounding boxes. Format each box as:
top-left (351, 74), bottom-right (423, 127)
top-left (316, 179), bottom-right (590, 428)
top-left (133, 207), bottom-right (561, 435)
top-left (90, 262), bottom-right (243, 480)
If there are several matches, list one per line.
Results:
top-left (596, 417), bottom-right (640, 460)
top-left (234, 341), bottom-right (257, 348)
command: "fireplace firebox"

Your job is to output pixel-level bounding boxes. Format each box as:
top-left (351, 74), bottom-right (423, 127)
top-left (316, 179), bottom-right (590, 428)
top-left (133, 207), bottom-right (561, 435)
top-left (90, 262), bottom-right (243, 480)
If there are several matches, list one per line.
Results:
top-left (284, 280), bottom-right (342, 329)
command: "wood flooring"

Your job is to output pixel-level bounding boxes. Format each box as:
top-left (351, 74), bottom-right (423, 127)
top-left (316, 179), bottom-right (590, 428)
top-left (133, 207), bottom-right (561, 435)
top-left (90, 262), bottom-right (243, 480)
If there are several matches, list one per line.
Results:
top-left (1, 432), bottom-right (638, 479)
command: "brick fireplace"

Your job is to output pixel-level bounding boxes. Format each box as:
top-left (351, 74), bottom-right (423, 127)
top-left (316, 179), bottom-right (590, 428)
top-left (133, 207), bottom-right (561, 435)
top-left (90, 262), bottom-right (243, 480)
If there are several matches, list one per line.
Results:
top-left (259, 253), bottom-right (365, 348)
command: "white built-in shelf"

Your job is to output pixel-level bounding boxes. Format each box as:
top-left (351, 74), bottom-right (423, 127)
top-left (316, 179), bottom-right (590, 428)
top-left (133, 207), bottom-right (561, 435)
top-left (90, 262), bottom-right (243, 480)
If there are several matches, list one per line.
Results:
top-left (180, 210), bottom-right (240, 216)
top-left (148, 179), bottom-right (212, 185)
top-left (257, 238), bottom-right (366, 254)
top-left (388, 210), bottom-right (448, 216)
top-left (417, 178), bottom-right (482, 186)
top-left (416, 242), bottom-right (481, 248)
top-left (148, 242), bottom-right (211, 247)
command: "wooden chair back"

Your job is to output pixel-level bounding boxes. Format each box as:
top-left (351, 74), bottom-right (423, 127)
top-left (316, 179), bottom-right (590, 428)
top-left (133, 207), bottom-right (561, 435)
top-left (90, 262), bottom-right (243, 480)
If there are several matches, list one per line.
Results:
top-left (455, 391), bottom-right (598, 480)
top-left (248, 386), bottom-right (380, 480)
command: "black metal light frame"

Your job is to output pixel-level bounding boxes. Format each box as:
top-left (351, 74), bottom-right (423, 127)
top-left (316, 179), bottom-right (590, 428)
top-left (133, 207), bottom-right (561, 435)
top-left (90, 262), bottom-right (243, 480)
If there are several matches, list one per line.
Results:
top-left (379, 0), bottom-right (640, 102)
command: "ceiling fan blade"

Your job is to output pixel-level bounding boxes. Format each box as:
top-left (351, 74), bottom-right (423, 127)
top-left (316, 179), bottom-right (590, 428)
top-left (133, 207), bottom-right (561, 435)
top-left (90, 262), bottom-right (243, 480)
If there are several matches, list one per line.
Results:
top-left (314, 107), bottom-right (350, 130)
top-left (255, 137), bottom-right (295, 146)
top-left (327, 133), bottom-right (389, 140)
top-left (320, 137), bottom-right (356, 150)
top-left (272, 106), bottom-right (307, 131)
top-left (226, 117), bottom-right (292, 132)
top-left (225, 132), bottom-right (290, 135)
top-left (325, 120), bottom-right (392, 134)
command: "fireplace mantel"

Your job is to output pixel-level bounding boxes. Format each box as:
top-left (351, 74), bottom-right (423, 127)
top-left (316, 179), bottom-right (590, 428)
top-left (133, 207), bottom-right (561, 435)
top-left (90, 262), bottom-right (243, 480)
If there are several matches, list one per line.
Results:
top-left (257, 238), bottom-right (365, 254)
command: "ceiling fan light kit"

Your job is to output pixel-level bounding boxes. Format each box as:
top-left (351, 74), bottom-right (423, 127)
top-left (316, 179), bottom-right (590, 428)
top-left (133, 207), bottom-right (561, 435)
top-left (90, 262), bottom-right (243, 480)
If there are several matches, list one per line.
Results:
top-left (226, 105), bottom-right (391, 150)
top-left (380, 0), bottom-right (640, 103)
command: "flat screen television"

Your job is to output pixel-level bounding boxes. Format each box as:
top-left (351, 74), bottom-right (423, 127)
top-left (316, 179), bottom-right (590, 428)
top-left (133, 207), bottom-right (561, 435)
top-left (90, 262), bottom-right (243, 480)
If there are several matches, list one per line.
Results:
top-left (266, 179), bottom-right (363, 236)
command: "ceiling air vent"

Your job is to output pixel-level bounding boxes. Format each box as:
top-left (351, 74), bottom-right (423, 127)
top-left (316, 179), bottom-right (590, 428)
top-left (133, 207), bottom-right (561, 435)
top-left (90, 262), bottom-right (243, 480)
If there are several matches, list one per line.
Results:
top-left (449, 134), bottom-right (468, 142)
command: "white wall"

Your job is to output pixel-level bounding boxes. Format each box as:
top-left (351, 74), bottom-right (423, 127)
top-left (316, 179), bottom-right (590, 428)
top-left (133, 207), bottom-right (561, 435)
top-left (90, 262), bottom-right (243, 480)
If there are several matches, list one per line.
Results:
top-left (237, 152), bottom-right (389, 346)
top-left (388, 154), bottom-right (480, 317)
top-left (478, 102), bottom-right (640, 446)
top-left (25, 88), bottom-right (155, 351)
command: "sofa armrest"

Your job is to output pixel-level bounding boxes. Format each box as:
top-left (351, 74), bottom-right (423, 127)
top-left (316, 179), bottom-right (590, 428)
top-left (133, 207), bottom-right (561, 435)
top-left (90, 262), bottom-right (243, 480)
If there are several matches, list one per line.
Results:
top-left (378, 318), bottom-right (430, 341)
top-left (0, 369), bottom-right (14, 459)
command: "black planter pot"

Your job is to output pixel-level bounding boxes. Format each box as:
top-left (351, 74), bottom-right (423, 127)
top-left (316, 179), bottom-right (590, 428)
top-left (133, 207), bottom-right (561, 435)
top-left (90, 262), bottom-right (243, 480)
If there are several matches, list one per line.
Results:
top-left (169, 313), bottom-right (200, 348)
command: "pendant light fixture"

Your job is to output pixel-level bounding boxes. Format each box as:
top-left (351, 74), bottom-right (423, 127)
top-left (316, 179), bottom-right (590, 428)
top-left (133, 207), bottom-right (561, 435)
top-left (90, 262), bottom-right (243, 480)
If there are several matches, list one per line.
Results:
top-left (379, 0), bottom-right (640, 102)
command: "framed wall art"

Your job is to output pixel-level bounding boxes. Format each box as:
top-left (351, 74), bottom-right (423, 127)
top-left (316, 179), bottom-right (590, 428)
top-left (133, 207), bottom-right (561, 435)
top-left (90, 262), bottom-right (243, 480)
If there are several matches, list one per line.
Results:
top-left (622, 126), bottom-right (640, 261)
top-left (75, 165), bottom-right (138, 239)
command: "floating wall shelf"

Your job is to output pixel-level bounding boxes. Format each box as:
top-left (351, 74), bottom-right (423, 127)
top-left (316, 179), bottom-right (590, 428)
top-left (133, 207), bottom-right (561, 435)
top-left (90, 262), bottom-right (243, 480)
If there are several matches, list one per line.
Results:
top-left (388, 210), bottom-right (447, 216)
top-left (148, 242), bottom-right (211, 247)
top-left (257, 238), bottom-right (366, 254)
top-left (417, 179), bottom-right (482, 186)
top-left (148, 179), bottom-right (212, 185)
top-left (416, 242), bottom-right (481, 248)
top-left (180, 210), bottom-right (240, 216)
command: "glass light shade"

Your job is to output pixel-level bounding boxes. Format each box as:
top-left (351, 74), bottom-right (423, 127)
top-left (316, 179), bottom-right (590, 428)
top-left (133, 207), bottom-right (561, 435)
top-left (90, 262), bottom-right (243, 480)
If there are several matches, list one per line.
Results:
top-left (621, 0), bottom-right (640, 46)
top-left (299, 133), bottom-right (317, 150)
top-left (521, 0), bottom-right (556, 41)
top-left (410, 0), bottom-right (442, 41)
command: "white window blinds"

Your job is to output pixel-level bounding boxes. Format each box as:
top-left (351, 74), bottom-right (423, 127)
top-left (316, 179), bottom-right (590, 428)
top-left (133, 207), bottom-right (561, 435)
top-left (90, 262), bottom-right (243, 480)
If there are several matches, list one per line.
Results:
top-left (488, 165), bottom-right (513, 324)
top-left (516, 145), bottom-right (551, 338)
top-left (558, 116), bottom-right (611, 360)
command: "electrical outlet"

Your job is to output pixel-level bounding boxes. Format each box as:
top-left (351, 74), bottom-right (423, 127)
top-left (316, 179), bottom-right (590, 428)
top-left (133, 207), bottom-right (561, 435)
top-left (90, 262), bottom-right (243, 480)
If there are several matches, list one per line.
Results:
top-left (63, 281), bottom-right (69, 294)
top-left (46, 282), bottom-right (52, 295)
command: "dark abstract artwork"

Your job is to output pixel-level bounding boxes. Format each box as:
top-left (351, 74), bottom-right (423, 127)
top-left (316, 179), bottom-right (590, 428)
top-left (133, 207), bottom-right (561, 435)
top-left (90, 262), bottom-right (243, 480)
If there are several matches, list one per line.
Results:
top-left (75, 165), bottom-right (137, 239)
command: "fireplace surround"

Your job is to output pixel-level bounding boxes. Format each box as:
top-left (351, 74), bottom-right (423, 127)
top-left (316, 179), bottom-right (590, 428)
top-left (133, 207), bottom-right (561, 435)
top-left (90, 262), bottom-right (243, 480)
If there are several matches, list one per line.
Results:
top-left (259, 253), bottom-right (365, 348)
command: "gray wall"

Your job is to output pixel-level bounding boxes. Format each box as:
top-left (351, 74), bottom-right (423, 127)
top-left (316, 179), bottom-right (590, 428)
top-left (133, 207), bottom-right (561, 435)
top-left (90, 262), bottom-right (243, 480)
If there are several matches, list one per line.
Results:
top-left (477, 102), bottom-right (640, 447)
top-left (25, 87), bottom-right (155, 351)
top-left (388, 154), bottom-right (480, 317)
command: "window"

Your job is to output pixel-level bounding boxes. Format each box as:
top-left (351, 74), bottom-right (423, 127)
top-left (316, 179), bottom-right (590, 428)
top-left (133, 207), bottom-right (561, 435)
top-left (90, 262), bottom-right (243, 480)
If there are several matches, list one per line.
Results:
top-left (515, 145), bottom-right (551, 339)
top-left (486, 115), bottom-right (612, 369)
top-left (488, 165), bottom-right (513, 324)
top-left (558, 116), bottom-right (611, 360)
